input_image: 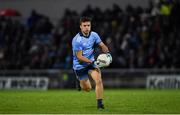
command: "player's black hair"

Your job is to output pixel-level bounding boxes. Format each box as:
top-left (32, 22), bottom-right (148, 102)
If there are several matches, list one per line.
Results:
top-left (79, 17), bottom-right (92, 25)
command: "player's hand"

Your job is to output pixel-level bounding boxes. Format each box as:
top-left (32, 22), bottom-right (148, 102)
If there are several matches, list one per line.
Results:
top-left (92, 60), bottom-right (104, 68)
top-left (106, 53), bottom-right (112, 63)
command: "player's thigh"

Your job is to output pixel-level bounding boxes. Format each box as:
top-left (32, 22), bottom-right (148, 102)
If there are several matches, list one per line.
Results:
top-left (89, 68), bottom-right (102, 84)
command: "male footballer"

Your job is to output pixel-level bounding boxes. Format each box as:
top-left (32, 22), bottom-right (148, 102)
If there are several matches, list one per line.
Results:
top-left (72, 16), bottom-right (112, 109)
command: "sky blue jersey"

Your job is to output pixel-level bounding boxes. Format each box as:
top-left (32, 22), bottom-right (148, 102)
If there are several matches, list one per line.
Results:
top-left (72, 31), bottom-right (102, 70)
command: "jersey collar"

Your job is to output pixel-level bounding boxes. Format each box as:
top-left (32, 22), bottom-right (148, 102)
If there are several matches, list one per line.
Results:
top-left (79, 31), bottom-right (91, 38)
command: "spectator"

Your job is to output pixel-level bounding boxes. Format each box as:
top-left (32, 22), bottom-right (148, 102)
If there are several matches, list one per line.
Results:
top-left (0, 1), bottom-right (179, 69)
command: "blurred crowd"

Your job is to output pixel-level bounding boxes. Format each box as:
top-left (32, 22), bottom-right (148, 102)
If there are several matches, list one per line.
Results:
top-left (0, 0), bottom-right (180, 70)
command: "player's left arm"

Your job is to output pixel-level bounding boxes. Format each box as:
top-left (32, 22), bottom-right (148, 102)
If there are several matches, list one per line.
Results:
top-left (98, 42), bottom-right (109, 53)
top-left (98, 42), bottom-right (112, 63)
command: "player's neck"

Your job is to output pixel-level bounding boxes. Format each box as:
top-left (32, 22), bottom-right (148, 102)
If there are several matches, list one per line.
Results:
top-left (82, 31), bottom-right (89, 36)
top-left (80, 31), bottom-right (91, 38)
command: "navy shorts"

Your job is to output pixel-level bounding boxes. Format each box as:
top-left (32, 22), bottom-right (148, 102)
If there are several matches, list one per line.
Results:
top-left (74, 65), bottom-right (97, 80)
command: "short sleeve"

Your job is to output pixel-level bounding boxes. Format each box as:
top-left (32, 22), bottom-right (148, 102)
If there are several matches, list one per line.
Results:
top-left (72, 40), bottom-right (82, 52)
top-left (94, 32), bottom-right (102, 45)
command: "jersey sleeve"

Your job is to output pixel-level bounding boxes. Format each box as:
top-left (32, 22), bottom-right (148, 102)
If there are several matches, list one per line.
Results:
top-left (94, 33), bottom-right (102, 45)
top-left (73, 40), bottom-right (82, 52)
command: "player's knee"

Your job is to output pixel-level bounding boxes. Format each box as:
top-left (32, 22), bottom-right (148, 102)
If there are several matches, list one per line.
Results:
top-left (84, 87), bottom-right (91, 92)
top-left (82, 86), bottom-right (92, 92)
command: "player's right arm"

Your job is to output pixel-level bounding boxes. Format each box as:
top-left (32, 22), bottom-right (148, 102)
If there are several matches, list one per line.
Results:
top-left (76, 50), bottom-right (100, 67)
top-left (76, 50), bottom-right (92, 64)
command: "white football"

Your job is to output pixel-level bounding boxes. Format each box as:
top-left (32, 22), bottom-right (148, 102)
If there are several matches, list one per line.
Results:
top-left (97, 53), bottom-right (112, 67)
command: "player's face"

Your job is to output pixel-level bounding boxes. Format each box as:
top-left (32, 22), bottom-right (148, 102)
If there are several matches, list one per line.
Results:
top-left (80, 21), bottom-right (91, 36)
